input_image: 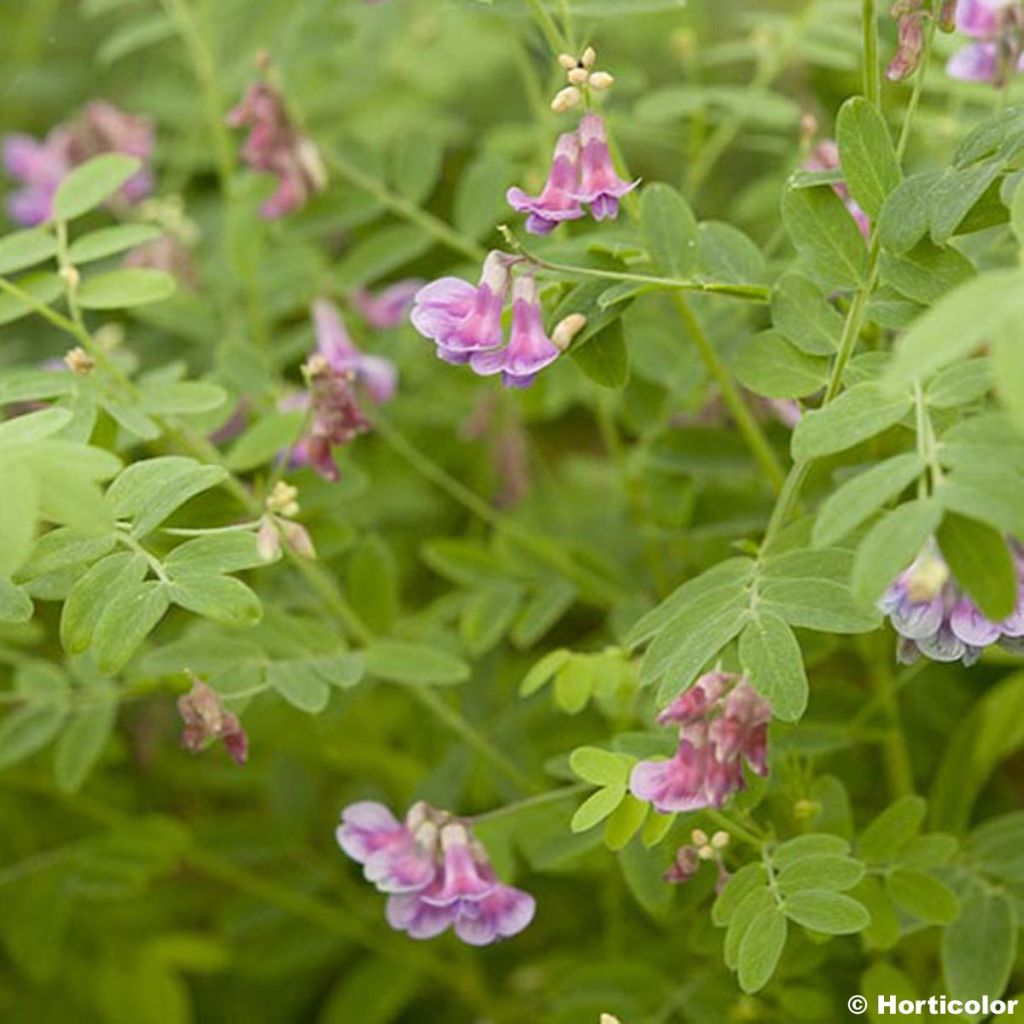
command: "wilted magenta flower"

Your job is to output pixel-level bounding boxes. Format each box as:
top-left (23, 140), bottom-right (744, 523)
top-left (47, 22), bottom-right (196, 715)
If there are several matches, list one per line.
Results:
top-left (804, 140), bottom-right (870, 238)
top-left (888, 1), bottom-right (928, 80)
top-left (226, 80), bottom-right (326, 218)
top-left (880, 541), bottom-right (1024, 664)
top-left (948, 0), bottom-right (1024, 84)
top-left (629, 672), bottom-right (770, 813)
top-left (3, 101), bottom-right (153, 226)
top-left (177, 679), bottom-right (248, 765)
top-left (312, 299), bottom-right (397, 403)
top-left (507, 132), bottom-right (585, 235)
top-left (574, 113), bottom-right (639, 221)
top-left (470, 274), bottom-right (562, 389)
top-left (337, 801), bottom-right (535, 946)
top-left (411, 251), bottom-right (510, 363)
top-left (349, 280), bottom-right (423, 329)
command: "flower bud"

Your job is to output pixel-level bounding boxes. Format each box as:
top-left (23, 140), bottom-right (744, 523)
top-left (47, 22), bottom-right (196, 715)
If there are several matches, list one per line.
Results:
top-left (711, 830), bottom-right (730, 849)
top-left (59, 265), bottom-right (80, 291)
top-left (690, 828), bottom-right (709, 847)
top-left (567, 66), bottom-right (589, 85)
top-left (303, 353), bottom-right (329, 380)
top-left (257, 515), bottom-right (281, 562)
top-left (63, 346), bottom-right (94, 375)
top-left (266, 480), bottom-right (300, 517)
top-left (551, 312), bottom-right (587, 351)
top-left (550, 86), bottom-right (582, 113)
top-left (557, 52), bottom-right (577, 70)
top-left (581, 46), bottom-right (597, 69)
top-left (588, 71), bottom-right (615, 91)
top-left (938, 0), bottom-right (957, 31)
top-left (281, 520), bottom-right (316, 559)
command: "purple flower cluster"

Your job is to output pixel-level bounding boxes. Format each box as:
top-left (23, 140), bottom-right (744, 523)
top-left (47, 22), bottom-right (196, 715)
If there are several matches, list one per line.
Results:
top-left (629, 672), bottom-right (771, 814)
top-left (880, 542), bottom-right (1024, 664)
top-left (411, 254), bottom-right (566, 388)
top-left (506, 113), bottom-right (639, 235)
top-left (337, 801), bottom-right (535, 946)
top-left (948, 0), bottom-right (1024, 85)
top-left (3, 101), bottom-right (153, 226)
top-left (226, 79), bottom-right (326, 219)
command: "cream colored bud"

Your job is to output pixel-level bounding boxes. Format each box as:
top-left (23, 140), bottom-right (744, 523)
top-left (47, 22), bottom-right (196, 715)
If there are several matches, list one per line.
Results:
top-left (581, 46), bottom-right (597, 69)
top-left (63, 346), bottom-right (94, 375)
top-left (550, 86), bottom-right (582, 113)
top-left (281, 520), bottom-right (316, 559)
top-left (697, 844), bottom-right (716, 860)
top-left (297, 137), bottom-right (328, 192)
top-left (303, 353), bottom-right (329, 379)
top-left (567, 66), bottom-right (589, 86)
top-left (551, 312), bottom-right (587, 351)
top-left (557, 52), bottom-right (577, 70)
top-left (588, 71), bottom-right (615, 91)
top-left (690, 828), bottom-right (709, 847)
top-left (711, 830), bottom-right (730, 850)
top-left (600, 1016), bottom-right (622, 1024)
top-left (256, 516), bottom-right (281, 562)
top-left (266, 481), bottom-right (300, 517)
top-left (94, 323), bottom-right (124, 351)
top-left (800, 112), bottom-right (819, 140)
top-left (59, 265), bottom-right (80, 291)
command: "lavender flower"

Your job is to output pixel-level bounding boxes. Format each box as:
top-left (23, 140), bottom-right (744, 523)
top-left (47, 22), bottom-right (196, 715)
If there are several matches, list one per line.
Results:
top-left (312, 299), bottom-right (397, 404)
top-left (880, 541), bottom-right (1024, 664)
top-left (349, 280), bottom-right (423, 329)
top-left (947, 0), bottom-right (1024, 85)
top-left (629, 672), bottom-right (770, 814)
top-left (178, 678), bottom-right (248, 765)
top-left (574, 113), bottom-right (639, 221)
top-left (226, 79), bottom-right (326, 219)
top-left (506, 132), bottom-right (585, 235)
top-left (336, 800), bottom-right (535, 946)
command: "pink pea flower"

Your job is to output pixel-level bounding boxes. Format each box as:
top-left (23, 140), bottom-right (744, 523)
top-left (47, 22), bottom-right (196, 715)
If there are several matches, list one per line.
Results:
top-left (629, 673), bottom-right (771, 814)
top-left (470, 274), bottom-right (562, 389)
top-left (573, 113), bottom-right (639, 221)
top-left (804, 140), bottom-right (870, 238)
top-left (312, 298), bottom-right (397, 403)
top-left (507, 132), bottom-right (585, 235)
top-left (336, 800), bottom-right (535, 946)
top-left (349, 280), bottom-right (423, 329)
top-left (177, 678), bottom-right (248, 765)
top-left (3, 130), bottom-right (71, 226)
top-left (70, 101), bottom-right (154, 202)
top-left (948, 0), bottom-right (1024, 85)
top-left (226, 79), bottom-right (326, 219)
top-left (410, 251), bottom-right (510, 363)
top-left (888, 1), bottom-right (928, 80)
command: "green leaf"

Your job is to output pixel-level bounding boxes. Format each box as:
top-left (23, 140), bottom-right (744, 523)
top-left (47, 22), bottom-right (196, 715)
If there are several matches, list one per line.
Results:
top-left (0, 271), bottom-right (63, 326)
top-left (0, 578), bottom-right (33, 624)
top-left (0, 703), bottom-right (68, 769)
top-left (734, 330), bottom-right (828, 399)
top-left (0, 228), bottom-right (58, 275)
top-left (771, 274), bottom-right (842, 355)
top-left (836, 96), bottom-right (900, 220)
top-left (570, 784), bottom-right (625, 833)
top-left (77, 268), bottom-right (176, 309)
top-left (737, 905), bottom-right (787, 993)
top-left (223, 410), bottom-right (306, 471)
top-left (928, 158), bottom-right (1004, 243)
top-left (510, 579), bottom-right (576, 648)
top-left (783, 889), bottom-right (869, 934)
top-left (712, 862), bottom-right (768, 925)
top-left (776, 855), bottom-right (865, 894)
top-left (267, 662), bottom-right (331, 713)
top-left (138, 380), bottom-right (226, 416)
top-left (885, 269), bottom-right (1024, 388)
top-left (740, 611), bottom-right (808, 722)
top-left (554, 656), bottom-right (596, 714)
top-left (92, 580), bottom-right (170, 674)
top-left (0, 459), bottom-right (38, 577)
top-left (942, 883), bottom-right (1016, 1004)
top-left (67, 224), bottom-right (162, 263)
top-left (926, 357), bottom-right (993, 409)
top-left (698, 221), bottom-right (764, 284)
top-left (571, 319), bottom-right (629, 389)
top-left (53, 153), bottom-right (141, 221)
top-left (349, 535), bottom-right (400, 636)
top-left (781, 185), bottom-right (868, 291)
top-left (813, 453), bottom-right (925, 547)
top-left (519, 648), bottom-right (571, 697)
top-left (992, 316), bottom-right (1024, 435)
top-left (937, 512), bottom-right (1016, 620)
top-left (772, 834), bottom-right (850, 869)
top-left (877, 171), bottom-right (939, 254)
top-left (60, 551), bottom-right (146, 654)
top-left (363, 642), bottom-right (469, 686)
top-left (858, 795), bottom-right (926, 863)
top-left (603, 793), bottom-right (648, 851)
top-left (54, 685), bottom-right (117, 792)
top-left (168, 575), bottom-right (262, 626)
top-left (0, 406), bottom-right (72, 444)
top-left (570, 746), bottom-right (631, 787)
top-left (885, 869), bottom-right (960, 925)
top-left (640, 182), bottom-right (700, 278)
top-left (389, 131), bottom-right (443, 204)
top-left (879, 240), bottom-right (974, 306)
top-left (334, 225), bottom-right (432, 289)
top-left (791, 384), bottom-right (910, 461)
top-left (164, 532), bottom-right (270, 577)
top-left (851, 498), bottom-right (943, 604)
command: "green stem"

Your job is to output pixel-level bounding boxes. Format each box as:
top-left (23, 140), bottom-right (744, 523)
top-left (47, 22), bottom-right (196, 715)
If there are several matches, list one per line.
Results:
top-left (470, 783), bottom-right (587, 824)
top-left (705, 809), bottom-right (765, 849)
top-left (671, 293), bottom-right (786, 495)
top-left (523, 0), bottom-right (567, 53)
top-left (863, 0), bottom-right (881, 107)
top-left (895, 11), bottom-right (937, 161)
top-left (868, 636), bottom-right (915, 796)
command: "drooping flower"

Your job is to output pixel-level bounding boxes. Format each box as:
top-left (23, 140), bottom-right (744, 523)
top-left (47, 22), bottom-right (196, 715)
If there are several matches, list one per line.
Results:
top-left (349, 279), bottom-right (423, 329)
top-left (3, 101), bottom-right (154, 226)
top-left (410, 251), bottom-right (510, 363)
top-left (312, 298), bottom-right (397, 403)
top-left (947, 0), bottom-right (1024, 85)
top-left (226, 78), bottom-right (326, 219)
top-left (470, 274), bottom-right (563, 389)
top-left (888, 1), bottom-right (928, 81)
top-left (574, 113), bottom-right (639, 221)
top-left (880, 540), bottom-right (1024, 664)
top-left (803, 140), bottom-right (870, 238)
top-left (630, 672), bottom-right (771, 814)
top-left (177, 678), bottom-right (248, 765)
top-left (336, 800), bottom-right (535, 946)
top-left (506, 132), bottom-right (585, 235)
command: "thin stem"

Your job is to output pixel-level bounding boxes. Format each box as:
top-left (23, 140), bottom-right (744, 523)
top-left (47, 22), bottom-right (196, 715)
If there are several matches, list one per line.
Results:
top-left (470, 783), bottom-right (587, 824)
top-left (868, 636), bottom-right (915, 796)
top-left (114, 531), bottom-right (170, 584)
top-left (671, 294), bottom-right (786, 495)
top-left (704, 809), bottom-right (765, 849)
top-left (863, 0), bottom-right (881, 108)
top-left (895, 11), bottom-right (937, 160)
top-left (523, 0), bottom-right (567, 53)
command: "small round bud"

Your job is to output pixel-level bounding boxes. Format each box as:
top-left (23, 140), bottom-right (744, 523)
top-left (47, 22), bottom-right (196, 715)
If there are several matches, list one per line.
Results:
top-left (94, 323), bottom-right (124, 351)
top-left (697, 844), bottom-right (716, 860)
top-left (567, 67), bottom-right (589, 86)
top-left (550, 86), bottom-right (582, 113)
top-left (266, 480), bottom-right (300, 516)
top-left (711, 830), bottom-right (730, 850)
top-left (281, 520), bottom-right (316, 559)
top-left (799, 112), bottom-right (819, 141)
top-left (581, 46), bottom-right (597, 69)
top-left (59, 265), bottom-right (80, 291)
top-left (551, 312), bottom-right (587, 351)
top-left (588, 71), bottom-right (615, 91)
top-left (256, 516), bottom-right (281, 562)
top-left (600, 1016), bottom-right (622, 1024)
top-left (690, 828), bottom-right (709, 847)
top-left (303, 353), bottom-right (329, 379)
top-left (557, 52), bottom-right (577, 70)
top-left (63, 346), bottom-right (95, 375)
top-left (793, 798), bottom-right (819, 820)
